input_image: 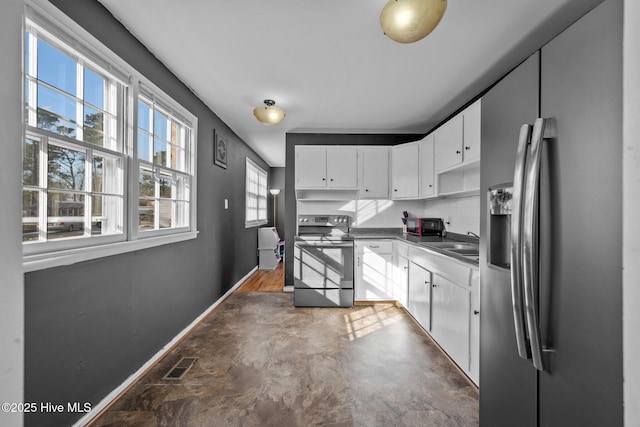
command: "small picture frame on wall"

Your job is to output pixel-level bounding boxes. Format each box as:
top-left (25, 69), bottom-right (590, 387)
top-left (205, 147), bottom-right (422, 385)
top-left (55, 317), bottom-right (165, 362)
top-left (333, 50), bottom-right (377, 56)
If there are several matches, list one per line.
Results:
top-left (214, 130), bottom-right (228, 169)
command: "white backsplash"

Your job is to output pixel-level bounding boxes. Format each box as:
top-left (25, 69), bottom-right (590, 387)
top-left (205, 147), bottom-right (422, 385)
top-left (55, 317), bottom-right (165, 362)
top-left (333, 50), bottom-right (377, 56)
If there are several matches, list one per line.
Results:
top-left (297, 199), bottom-right (426, 228)
top-left (297, 195), bottom-right (480, 235)
top-left (421, 195), bottom-right (480, 236)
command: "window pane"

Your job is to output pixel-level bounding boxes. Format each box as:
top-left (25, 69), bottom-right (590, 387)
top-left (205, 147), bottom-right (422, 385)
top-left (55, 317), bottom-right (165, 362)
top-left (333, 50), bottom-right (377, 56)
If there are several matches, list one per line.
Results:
top-left (25, 78), bottom-right (32, 123)
top-left (153, 138), bottom-right (168, 165)
top-left (102, 113), bottom-right (119, 152)
top-left (139, 167), bottom-right (154, 197)
top-left (171, 122), bottom-right (186, 147)
top-left (23, 137), bottom-right (40, 186)
top-left (176, 201), bottom-right (189, 228)
top-left (37, 84), bottom-right (78, 138)
top-left (138, 100), bottom-right (151, 132)
top-left (91, 195), bottom-right (122, 236)
top-left (159, 199), bottom-right (173, 229)
top-left (138, 199), bottom-right (155, 230)
top-left (159, 174), bottom-right (172, 199)
top-left (25, 32), bottom-right (30, 76)
top-left (37, 39), bottom-right (76, 95)
top-left (84, 68), bottom-right (105, 109)
top-left (84, 106), bottom-right (104, 146)
top-left (48, 144), bottom-right (85, 191)
top-left (47, 192), bottom-right (85, 239)
top-left (137, 130), bottom-right (152, 162)
top-left (23, 190), bottom-right (40, 242)
top-left (101, 156), bottom-right (124, 195)
top-left (153, 110), bottom-right (168, 140)
top-left (175, 174), bottom-right (189, 201)
top-left (172, 146), bottom-right (185, 171)
top-left (93, 155), bottom-right (104, 192)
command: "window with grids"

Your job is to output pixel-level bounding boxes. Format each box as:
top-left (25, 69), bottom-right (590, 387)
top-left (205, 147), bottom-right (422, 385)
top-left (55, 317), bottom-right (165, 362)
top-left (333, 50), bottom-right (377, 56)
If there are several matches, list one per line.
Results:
top-left (137, 96), bottom-right (192, 232)
top-left (245, 158), bottom-right (268, 227)
top-left (23, 17), bottom-right (196, 258)
top-left (23, 26), bottom-right (124, 245)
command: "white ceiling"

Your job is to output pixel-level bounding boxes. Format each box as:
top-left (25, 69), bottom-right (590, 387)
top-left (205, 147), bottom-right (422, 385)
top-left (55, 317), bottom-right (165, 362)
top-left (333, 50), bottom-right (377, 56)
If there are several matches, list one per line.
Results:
top-left (97, 0), bottom-right (600, 167)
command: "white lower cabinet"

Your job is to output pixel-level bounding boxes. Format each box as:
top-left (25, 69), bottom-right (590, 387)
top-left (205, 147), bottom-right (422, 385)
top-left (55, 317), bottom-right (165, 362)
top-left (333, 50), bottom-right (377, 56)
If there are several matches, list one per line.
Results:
top-left (430, 273), bottom-right (471, 374)
top-left (354, 240), bottom-right (394, 300)
top-left (408, 246), bottom-right (479, 386)
top-left (408, 261), bottom-right (432, 331)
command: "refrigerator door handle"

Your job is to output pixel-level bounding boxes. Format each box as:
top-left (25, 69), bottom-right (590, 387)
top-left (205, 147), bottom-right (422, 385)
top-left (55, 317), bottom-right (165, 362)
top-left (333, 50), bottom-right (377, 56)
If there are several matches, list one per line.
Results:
top-left (510, 124), bottom-right (532, 360)
top-left (522, 117), bottom-right (547, 371)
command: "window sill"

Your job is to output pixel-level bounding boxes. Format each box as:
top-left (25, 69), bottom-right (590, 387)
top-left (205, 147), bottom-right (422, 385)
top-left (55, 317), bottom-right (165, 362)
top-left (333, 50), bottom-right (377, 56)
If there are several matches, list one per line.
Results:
top-left (23, 231), bottom-right (198, 273)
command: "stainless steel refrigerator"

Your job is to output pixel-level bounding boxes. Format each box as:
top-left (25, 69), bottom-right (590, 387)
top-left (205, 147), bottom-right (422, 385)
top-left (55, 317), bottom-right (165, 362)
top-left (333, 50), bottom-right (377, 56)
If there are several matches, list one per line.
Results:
top-left (479, 0), bottom-right (623, 425)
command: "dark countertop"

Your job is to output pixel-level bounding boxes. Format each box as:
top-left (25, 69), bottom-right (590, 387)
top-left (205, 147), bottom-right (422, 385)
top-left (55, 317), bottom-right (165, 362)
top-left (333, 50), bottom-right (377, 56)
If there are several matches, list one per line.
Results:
top-left (348, 228), bottom-right (480, 266)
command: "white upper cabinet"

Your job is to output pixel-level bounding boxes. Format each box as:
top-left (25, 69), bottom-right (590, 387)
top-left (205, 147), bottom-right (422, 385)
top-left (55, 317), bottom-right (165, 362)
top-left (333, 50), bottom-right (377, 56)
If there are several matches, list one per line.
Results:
top-left (295, 146), bottom-right (327, 188)
top-left (419, 134), bottom-right (435, 198)
top-left (295, 146), bottom-right (358, 189)
top-left (434, 114), bottom-right (464, 172)
top-left (358, 146), bottom-right (389, 199)
top-left (434, 99), bottom-right (482, 173)
top-left (326, 147), bottom-right (358, 188)
top-left (462, 100), bottom-right (481, 164)
top-left (391, 142), bottom-right (419, 199)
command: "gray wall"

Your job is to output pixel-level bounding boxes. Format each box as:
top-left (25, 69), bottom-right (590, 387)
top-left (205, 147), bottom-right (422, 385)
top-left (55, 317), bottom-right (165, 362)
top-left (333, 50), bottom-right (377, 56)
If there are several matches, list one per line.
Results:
top-left (24, 2), bottom-right (271, 426)
top-left (284, 133), bottom-right (422, 287)
top-left (0, 1), bottom-right (25, 427)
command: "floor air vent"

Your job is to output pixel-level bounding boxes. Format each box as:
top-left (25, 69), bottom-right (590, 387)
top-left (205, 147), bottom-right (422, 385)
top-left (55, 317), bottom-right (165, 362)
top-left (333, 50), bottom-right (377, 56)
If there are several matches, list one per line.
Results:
top-left (162, 357), bottom-right (198, 380)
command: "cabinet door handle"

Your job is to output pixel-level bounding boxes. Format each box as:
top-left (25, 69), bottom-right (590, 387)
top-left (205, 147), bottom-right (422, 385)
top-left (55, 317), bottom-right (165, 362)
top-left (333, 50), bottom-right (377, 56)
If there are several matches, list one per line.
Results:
top-left (456, 150), bottom-right (462, 154)
top-left (474, 310), bottom-right (480, 315)
top-left (330, 178), bottom-right (334, 181)
top-left (465, 146), bottom-right (471, 150)
top-left (394, 189), bottom-right (398, 192)
top-left (322, 178), bottom-right (326, 181)
top-left (365, 189), bottom-right (369, 192)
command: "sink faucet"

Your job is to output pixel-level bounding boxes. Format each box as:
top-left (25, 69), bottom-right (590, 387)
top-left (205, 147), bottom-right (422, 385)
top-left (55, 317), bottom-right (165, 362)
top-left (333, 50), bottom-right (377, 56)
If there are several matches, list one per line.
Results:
top-left (467, 231), bottom-right (480, 239)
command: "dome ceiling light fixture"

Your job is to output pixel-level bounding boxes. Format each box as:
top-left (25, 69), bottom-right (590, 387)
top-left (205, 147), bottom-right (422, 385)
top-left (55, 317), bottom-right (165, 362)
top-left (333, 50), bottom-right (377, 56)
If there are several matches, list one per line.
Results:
top-left (253, 99), bottom-right (286, 126)
top-left (380, 0), bottom-right (448, 44)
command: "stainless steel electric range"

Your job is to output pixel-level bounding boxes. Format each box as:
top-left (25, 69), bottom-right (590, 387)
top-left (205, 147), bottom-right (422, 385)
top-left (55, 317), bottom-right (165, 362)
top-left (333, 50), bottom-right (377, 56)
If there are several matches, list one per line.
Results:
top-left (293, 214), bottom-right (354, 307)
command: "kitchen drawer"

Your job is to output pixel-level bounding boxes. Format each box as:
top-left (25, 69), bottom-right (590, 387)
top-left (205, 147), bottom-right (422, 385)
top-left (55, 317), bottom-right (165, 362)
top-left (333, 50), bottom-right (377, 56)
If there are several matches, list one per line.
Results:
top-left (394, 241), bottom-right (410, 258)
top-left (359, 240), bottom-right (393, 254)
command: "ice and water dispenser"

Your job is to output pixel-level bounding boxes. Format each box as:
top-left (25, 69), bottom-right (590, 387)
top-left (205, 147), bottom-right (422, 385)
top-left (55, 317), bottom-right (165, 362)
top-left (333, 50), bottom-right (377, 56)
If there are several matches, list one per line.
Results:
top-left (488, 184), bottom-right (513, 269)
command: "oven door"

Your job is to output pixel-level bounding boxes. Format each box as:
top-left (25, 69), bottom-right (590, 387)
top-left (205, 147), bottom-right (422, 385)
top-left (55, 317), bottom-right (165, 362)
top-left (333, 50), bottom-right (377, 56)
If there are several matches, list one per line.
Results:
top-left (293, 239), bottom-right (354, 307)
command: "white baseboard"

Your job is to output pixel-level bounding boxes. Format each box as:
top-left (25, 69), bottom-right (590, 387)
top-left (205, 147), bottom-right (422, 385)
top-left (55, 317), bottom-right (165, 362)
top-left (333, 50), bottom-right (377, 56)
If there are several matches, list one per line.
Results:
top-left (73, 266), bottom-right (258, 427)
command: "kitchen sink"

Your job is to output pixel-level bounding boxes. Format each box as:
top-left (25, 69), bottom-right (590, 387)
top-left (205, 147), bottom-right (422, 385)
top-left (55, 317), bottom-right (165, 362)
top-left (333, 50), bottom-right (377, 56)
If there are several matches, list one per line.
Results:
top-left (448, 248), bottom-right (480, 256)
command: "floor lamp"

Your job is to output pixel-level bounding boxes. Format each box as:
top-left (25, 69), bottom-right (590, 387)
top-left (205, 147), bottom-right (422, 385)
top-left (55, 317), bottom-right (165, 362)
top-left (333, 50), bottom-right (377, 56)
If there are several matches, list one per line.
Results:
top-left (269, 188), bottom-right (280, 228)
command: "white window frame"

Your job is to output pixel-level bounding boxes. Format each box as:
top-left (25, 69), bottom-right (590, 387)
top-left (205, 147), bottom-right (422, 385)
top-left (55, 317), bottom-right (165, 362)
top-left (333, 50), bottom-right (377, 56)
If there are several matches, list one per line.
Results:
top-left (22, 2), bottom-right (198, 272)
top-left (245, 158), bottom-right (268, 228)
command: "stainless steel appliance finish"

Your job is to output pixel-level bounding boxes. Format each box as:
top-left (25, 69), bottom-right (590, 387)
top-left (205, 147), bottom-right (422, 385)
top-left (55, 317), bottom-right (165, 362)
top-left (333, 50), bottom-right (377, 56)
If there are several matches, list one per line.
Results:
top-left (480, 2), bottom-right (623, 426)
top-left (294, 215), bottom-right (354, 307)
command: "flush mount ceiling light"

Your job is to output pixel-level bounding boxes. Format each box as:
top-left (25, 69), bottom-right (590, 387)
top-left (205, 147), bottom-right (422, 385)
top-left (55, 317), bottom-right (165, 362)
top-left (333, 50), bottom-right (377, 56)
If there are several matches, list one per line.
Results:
top-left (380, 0), bottom-right (447, 44)
top-left (253, 99), bottom-right (286, 126)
